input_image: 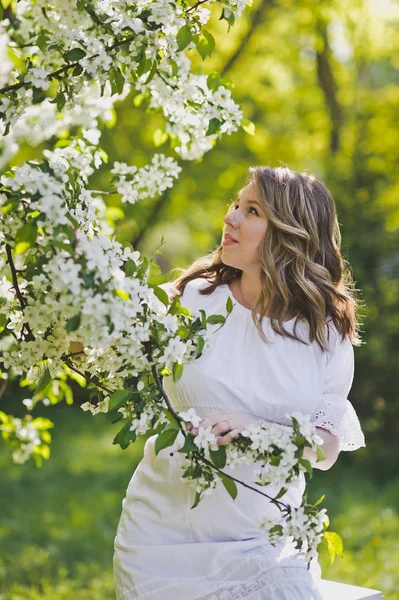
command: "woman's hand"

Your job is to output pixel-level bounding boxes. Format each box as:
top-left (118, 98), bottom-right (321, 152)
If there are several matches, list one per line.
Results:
top-left (187, 409), bottom-right (259, 447)
top-left (303, 427), bottom-right (340, 471)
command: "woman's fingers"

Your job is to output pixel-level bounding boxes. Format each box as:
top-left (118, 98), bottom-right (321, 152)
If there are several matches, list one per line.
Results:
top-left (211, 420), bottom-right (231, 437)
top-left (216, 429), bottom-right (240, 446)
top-left (188, 412), bottom-right (242, 440)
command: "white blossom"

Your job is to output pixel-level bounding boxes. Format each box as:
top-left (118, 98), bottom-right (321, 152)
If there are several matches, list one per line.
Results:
top-left (24, 68), bottom-right (50, 90)
top-left (193, 426), bottom-right (219, 452)
top-left (179, 408), bottom-right (202, 428)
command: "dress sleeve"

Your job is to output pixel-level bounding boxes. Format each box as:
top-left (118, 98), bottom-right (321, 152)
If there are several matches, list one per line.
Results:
top-left (310, 324), bottom-right (366, 452)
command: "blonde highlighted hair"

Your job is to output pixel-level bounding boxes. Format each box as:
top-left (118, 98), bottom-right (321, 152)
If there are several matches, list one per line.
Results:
top-left (169, 166), bottom-right (363, 352)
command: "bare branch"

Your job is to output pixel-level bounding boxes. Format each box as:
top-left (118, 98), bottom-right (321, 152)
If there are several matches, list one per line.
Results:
top-left (315, 20), bottom-right (342, 154)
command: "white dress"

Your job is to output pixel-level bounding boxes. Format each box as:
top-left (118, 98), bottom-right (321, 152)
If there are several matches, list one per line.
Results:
top-left (114, 278), bottom-right (365, 600)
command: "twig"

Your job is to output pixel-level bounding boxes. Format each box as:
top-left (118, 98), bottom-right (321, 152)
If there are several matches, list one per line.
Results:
top-left (198, 453), bottom-right (290, 510)
top-left (63, 358), bottom-right (113, 395)
top-left (186, 0), bottom-right (210, 14)
top-left (150, 363), bottom-right (185, 429)
top-left (5, 244), bottom-right (35, 342)
top-left (5, 244), bottom-right (26, 308)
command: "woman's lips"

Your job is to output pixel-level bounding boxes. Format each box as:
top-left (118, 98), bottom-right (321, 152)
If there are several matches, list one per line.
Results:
top-left (223, 235), bottom-right (238, 245)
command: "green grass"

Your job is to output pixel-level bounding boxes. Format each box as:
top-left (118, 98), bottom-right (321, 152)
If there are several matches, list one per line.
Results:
top-left (0, 404), bottom-right (397, 599)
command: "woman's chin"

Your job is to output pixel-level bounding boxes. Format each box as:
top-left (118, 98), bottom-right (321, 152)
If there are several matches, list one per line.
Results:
top-left (221, 258), bottom-right (241, 270)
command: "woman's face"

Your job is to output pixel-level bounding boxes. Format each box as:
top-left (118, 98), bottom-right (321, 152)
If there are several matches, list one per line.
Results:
top-left (221, 183), bottom-right (268, 272)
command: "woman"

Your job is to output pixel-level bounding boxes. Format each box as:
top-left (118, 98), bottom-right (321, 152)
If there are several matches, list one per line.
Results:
top-left (113, 166), bottom-right (365, 599)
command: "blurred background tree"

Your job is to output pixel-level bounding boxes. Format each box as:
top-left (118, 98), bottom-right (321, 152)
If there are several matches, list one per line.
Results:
top-left (1, 0), bottom-right (398, 597)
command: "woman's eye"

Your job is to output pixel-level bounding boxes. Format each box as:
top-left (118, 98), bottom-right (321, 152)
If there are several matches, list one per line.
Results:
top-left (233, 204), bottom-right (258, 215)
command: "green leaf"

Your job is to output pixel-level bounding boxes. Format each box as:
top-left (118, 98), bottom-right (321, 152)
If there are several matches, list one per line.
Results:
top-left (191, 492), bottom-right (201, 509)
top-left (177, 433), bottom-right (198, 454)
top-left (111, 412), bottom-right (124, 424)
top-left (209, 445), bottom-right (227, 469)
top-left (113, 422), bottom-right (136, 450)
top-left (36, 32), bottom-right (49, 52)
top-left (177, 25), bottom-right (192, 52)
top-left (56, 92), bottom-right (66, 111)
top-left (314, 494), bottom-right (325, 506)
top-left (195, 335), bottom-right (205, 359)
top-left (162, 408), bottom-right (178, 425)
top-left (242, 118), bottom-right (256, 135)
top-left (73, 63), bottom-right (84, 76)
top-left (168, 58), bottom-right (179, 77)
top-left (32, 87), bottom-right (46, 104)
top-left (182, 464), bottom-right (195, 478)
top-left (63, 48), bottom-right (86, 62)
top-left (154, 426), bottom-right (179, 455)
top-left (226, 296), bottom-right (233, 313)
top-left (66, 314), bottom-right (81, 333)
top-left (52, 240), bottom-right (74, 256)
top-left (206, 118), bottom-right (222, 136)
top-left (324, 531), bottom-right (344, 565)
top-left (144, 59), bottom-right (157, 84)
top-left (0, 313), bottom-right (8, 333)
top-left (172, 361), bottom-right (183, 383)
top-left (110, 67), bottom-right (124, 95)
top-left (220, 474), bottom-right (238, 500)
top-left (206, 314), bottom-right (225, 325)
top-left (220, 8), bottom-right (235, 28)
top-left (207, 72), bottom-right (222, 91)
top-left (124, 258), bottom-right (136, 277)
top-left (109, 389), bottom-right (135, 412)
top-left (316, 444), bottom-right (327, 463)
top-left (151, 284), bottom-right (170, 307)
top-left (198, 309), bottom-right (207, 329)
top-left (273, 487), bottom-right (288, 500)
top-left (136, 256), bottom-right (149, 279)
top-left (36, 368), bottom-right (51, 394)
top-left (15, 223), bottom-right (37, 255)
top-left (136, 55), bottom-right (152, 77)
top-left (191, 462), bottom-right (202, 478)
top-left (299, 457), bottom-right (313, 476)
top-left (194, 29), bottom-right (215, 60)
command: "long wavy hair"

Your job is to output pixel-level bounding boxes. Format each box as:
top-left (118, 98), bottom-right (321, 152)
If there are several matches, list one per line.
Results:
top-left (168, 166), bottom-right (363, 352)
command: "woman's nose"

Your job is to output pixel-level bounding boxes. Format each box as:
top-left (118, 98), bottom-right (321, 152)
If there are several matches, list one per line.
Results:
top-left (223, 210), bottom-right (238, 227)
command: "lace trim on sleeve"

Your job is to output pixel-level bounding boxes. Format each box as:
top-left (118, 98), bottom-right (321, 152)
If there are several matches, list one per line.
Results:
top-left (311, 394), bottom-right (366, 452)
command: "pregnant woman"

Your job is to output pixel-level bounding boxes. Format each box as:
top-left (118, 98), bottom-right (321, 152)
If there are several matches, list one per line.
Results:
top-left (113, 165), bottom-right (365, 599)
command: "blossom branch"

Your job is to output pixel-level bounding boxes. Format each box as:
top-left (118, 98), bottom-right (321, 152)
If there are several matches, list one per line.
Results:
top-left (63, 358), bottom-right (113, 396)
top-left (0, 32), bottom-right (138, 94)
top-left (197, 452), bottom-right (290, 510)
top-left (5, 244), bottom-right (35, 342)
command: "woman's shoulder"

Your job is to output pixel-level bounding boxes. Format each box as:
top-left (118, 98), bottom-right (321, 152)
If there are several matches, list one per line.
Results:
top-left (324, 317), bottom-right (354, 357)
top-left (159, 277), bottom-right (224, 311)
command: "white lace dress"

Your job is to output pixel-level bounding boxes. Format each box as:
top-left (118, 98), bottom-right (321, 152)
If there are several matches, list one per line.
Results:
top-left (114, 278), bottom-right (365, 600)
